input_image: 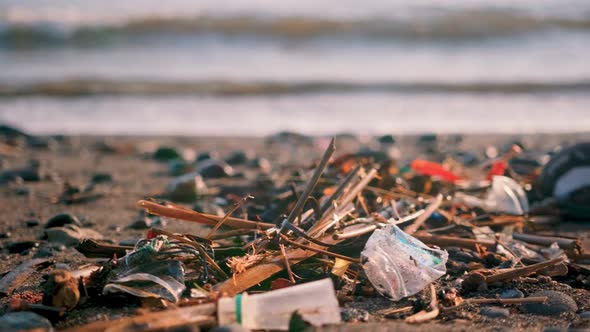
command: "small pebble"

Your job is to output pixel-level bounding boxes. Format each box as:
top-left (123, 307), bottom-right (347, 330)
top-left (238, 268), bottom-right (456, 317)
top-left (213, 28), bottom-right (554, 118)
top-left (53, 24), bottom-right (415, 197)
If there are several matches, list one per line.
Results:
top-left (167, 160), bottom-right (191, 176)
top-left (108, 225), bottom-right (122, 232)
top-left (153, 146), bottom-right (182, 161)
top-left (226, 151), bottom-right (250, 165)
top-left (377, 134), bottom-right (396, 144)
top-left (197, 159), bottom-right (233, 179)
top-left (341, 308), bottom-right (370, 322)
top-left (523, 291), bottom-right (578, 316)
top-left (25, 219), bottom-right (40, 227)
top-left (127, 216), bottom-right (151, 230)
top-left (14, 187), bottom-right (31, 196)
top-left (90, 172), bottom-right (113, 183)
top-left (45, 224), bottom-right (103, 246)
top-left (500, 289), bottom-right (524, 299)
top-left (248, 157), bottom-right (271, 172)
top-left (196, 151), bottom-right (217, 162)
top-left (45, 213), bottom-right (82, 229)
top-left (165, 173), bottom-right (208, 202)
top-left (6, 240), bottom-right (39, 254)
top-left (480, 306), bottom-right (510, 318)
top-left (34, 246), bottom-right (55, 258)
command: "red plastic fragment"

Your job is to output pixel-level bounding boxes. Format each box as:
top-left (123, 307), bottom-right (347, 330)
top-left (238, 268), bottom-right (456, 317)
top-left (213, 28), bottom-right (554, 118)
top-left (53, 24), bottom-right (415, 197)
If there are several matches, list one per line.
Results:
top-left (410, 159), bottom-right (461, 182)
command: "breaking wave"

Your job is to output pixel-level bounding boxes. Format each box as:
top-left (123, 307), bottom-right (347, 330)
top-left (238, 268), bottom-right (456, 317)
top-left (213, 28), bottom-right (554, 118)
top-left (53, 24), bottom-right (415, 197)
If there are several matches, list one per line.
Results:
top-left (2, 10), bottom-right (590, 46)
top-left (2, 79), bottom-right (589, 97)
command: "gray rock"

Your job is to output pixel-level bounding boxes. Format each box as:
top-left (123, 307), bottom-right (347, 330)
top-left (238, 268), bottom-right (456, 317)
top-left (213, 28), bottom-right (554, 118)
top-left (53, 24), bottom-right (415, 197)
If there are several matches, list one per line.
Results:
top-left (341, 308), bottom-right (370, 322)
top-left (34, 246), bottom-right (55, 258)
top-left (480, 306), bottom-right (510, 318)
top-left (579, 311), bottom-right (590, 320)
top-left (197, 159), bottom-right (233, 179)
top-left (500, 289), bottom-right (524, 299)
top-left (165, 173), bottom-right (208, 202)
top-left (45, 224), bottom-right (103, 246)
top-left (523, 291), bottom-right (578, 316)
top-left (0, 311), bottom-right (53, 332)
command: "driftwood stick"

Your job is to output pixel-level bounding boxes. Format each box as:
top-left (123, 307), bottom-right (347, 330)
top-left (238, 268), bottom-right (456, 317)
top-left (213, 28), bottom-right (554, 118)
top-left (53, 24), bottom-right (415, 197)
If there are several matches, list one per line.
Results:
top-left (512, 233), bottom-right (583, 254)
top-left (413, 234), bottom-right (496, 251)
top-left (404, 194), bottom-right (443, 235)
top-left (207, 195), bottom-right (252, 239)
top-left (319, 163), bottom-right (361, 216)
top-left (287, 137), bottom-right (335, 226)
top-left (405, 284), bottom-right (439, 324)
top-left (137, 200), bottom-right (274, 230)
top-left (280, 234), bottom-right (361, 263)
top-left (279, 243), bottom-right (296, 283)
top-left (485, 256), bottom-right (566, 283)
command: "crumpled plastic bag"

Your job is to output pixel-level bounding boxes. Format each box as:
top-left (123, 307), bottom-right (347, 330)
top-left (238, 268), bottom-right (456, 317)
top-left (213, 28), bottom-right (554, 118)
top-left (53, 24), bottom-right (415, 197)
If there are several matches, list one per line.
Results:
top-left (456, 176), bottom-right (529, 215)
top-left (103, 236), bottom-right (186, 303)
top-left (361, 224), bottom-right (448, 300)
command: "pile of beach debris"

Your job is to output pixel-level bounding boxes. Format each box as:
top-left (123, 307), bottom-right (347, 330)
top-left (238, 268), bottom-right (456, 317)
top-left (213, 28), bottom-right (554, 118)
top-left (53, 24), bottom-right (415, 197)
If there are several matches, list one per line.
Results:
top-left (2, 132), bottom-right (590, 331)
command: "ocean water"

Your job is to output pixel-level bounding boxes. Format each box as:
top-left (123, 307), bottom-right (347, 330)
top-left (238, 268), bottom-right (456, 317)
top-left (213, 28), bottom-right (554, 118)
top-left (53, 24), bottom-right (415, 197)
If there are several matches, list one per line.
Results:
top-left (0, 0), bottom-right (589, 135)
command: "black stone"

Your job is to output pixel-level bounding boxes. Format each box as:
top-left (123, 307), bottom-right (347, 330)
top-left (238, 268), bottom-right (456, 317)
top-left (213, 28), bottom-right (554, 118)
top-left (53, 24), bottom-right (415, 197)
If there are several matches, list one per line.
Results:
top-left (45, 213), bottom-right (82, 229)
top-left (377, 134), bottom-right (396, 144)
top-left (226, 151), bottom-right (250, 165)
top-left (6, 241), bottom-right (39, 254)
top-left (153, 147), bottom-right (182, 161)
top-left (90, 172), bottom-right (114, 183)
top-left (25, 219), bottom-right (40, 227)
top-left (197, 159), bottom-right (233, 179)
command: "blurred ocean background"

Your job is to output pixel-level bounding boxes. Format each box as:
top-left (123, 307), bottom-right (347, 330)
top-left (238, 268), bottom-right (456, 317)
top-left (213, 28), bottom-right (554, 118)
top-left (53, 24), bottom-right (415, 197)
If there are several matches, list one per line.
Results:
top-left (0, 0), bottom-right (589, 135)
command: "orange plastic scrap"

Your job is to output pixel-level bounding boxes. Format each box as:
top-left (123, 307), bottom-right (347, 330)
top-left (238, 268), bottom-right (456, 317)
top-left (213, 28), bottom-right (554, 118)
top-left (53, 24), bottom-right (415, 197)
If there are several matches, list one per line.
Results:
top-left (410, 159), bottom-right (461, 182)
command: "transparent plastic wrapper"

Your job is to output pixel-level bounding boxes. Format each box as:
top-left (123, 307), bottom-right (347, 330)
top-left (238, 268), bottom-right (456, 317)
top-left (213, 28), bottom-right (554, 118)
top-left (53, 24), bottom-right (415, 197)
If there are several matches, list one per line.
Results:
top-left (361, 224), bottom-right (448, 300)
top-left (218, 278), bottom-right (341, 330)
top-left (456, 176), bottom-right (529, 215)
top-left (103, 260), bottom-right (185, 303)
top-left (103, 236), bottom-right (187, 303)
